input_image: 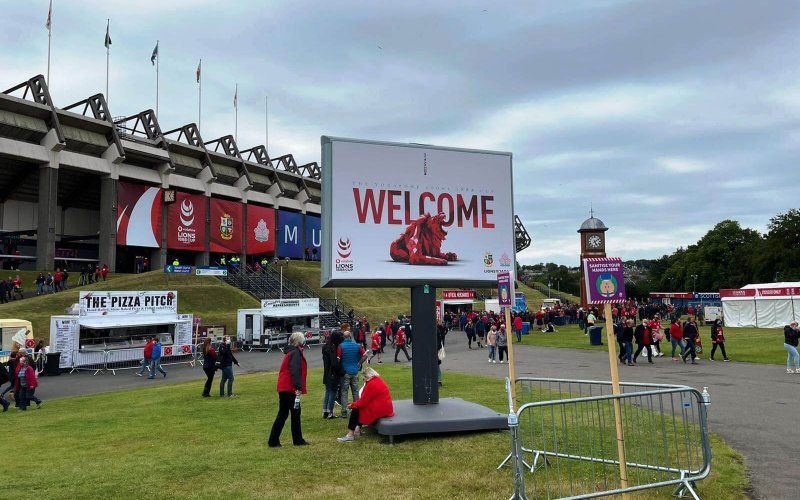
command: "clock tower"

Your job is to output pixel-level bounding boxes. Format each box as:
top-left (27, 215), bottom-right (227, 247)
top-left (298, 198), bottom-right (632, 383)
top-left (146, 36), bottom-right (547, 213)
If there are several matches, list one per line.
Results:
top-left (578, 211), bottom-right (608, 308)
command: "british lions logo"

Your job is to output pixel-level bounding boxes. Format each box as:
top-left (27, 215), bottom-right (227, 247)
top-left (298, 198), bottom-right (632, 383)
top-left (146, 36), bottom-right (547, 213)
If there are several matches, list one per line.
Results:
top-left (220, 213), bottom-right (233, 240)
top-left (389, 213), bottom-right (458, 266)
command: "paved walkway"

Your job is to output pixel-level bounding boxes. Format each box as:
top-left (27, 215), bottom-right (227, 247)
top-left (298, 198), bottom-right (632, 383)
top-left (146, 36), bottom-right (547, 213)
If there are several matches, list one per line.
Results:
top-left (27, 333), bottom-right (796, 499)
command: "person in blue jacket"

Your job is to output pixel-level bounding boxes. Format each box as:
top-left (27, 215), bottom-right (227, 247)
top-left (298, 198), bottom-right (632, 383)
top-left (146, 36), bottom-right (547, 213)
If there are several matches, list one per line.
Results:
top-left (148, 339), bottom-right (168, 379)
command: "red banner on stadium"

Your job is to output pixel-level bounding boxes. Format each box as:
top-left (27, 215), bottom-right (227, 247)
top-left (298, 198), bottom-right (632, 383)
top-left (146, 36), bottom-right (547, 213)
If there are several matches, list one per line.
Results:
top-left (116, 181), bottom-right (162, 248)
top-left (246, 204), bottom-right (276, 255)
top-left (167, 192), bottom-right (206, 251)
top-left (719, 289), bottom-right (756, 298)
top-left (443, 290), bottom-right (475, 300)
top-left (210, 199), bottom-right (243, 254)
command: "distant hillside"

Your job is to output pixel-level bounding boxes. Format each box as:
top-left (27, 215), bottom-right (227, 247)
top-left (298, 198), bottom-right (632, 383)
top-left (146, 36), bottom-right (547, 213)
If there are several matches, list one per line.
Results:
top-left (0, 271), bottom-right (258, 340)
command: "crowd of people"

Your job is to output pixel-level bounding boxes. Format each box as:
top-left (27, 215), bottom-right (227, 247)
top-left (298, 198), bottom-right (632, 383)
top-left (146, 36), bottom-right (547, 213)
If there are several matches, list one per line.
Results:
top-left (1, 350), bottom-right (45, 412)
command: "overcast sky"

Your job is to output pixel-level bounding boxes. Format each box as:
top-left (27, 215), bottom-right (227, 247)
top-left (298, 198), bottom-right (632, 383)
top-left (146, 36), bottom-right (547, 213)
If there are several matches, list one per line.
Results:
top-left (2, 0), bottom-right (798, 265)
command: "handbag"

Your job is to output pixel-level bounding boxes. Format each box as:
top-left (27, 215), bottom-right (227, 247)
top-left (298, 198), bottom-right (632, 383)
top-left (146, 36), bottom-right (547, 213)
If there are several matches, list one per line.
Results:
top-left (437, 346), bottom-right (446, 361)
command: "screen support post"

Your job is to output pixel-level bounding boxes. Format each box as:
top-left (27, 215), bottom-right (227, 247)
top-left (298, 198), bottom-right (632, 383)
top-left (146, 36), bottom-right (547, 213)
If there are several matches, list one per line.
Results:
top-left (411, 285), bottom-right (439, 405)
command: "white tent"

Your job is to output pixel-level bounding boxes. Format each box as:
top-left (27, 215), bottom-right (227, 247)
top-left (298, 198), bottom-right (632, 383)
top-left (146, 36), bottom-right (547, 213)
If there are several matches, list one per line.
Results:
top-left (722, 283), bottom-right (800, 328)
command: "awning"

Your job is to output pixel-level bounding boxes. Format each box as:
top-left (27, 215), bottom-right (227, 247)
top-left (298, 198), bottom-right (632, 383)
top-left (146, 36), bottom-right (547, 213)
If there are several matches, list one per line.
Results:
top-left (79, 315), bottom-right (185, 330)
top-left (262, 311), bottom-right (332, 319)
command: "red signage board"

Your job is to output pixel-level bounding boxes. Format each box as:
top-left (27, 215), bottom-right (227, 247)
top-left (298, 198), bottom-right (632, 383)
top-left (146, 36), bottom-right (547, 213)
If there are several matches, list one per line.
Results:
top-left (649, 292), bottom-right (694, 299)
top-left (167, 192), bottom-right (206, 251)
top-left (443, 290), bottom-right (476, 301)
top-left (719, 289), bottom-right (757, 298)
top-left (246, 204), bottom-right (276, 255)
top-left (435, 300), bottom-right (442, 322)
top-left (210, 199), bottom-right (243, 254)
top-left (756, 287), bottom-right (799, 297)
top-left (116, 181), bottom-right (162, 247)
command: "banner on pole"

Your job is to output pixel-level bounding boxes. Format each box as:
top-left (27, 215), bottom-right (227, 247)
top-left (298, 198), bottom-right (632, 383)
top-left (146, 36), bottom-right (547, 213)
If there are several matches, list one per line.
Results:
top-left (497, 271), bottom-right (512, 307)
top-left (582, 257), bottom-right (626, 304)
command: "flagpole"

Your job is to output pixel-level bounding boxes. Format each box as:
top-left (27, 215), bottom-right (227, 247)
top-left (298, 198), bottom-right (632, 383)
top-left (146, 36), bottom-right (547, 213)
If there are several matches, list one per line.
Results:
top-left (46, 0), bottom-right (52, 85)
top-left (156, 40), bottom-right (160, 117)
top-left (235, 83), bottom-right (238, 143)
top-left (198, 59), bottom-right (202, 130)
top-left (265, 95), bottom-right (268, 152)
top-left (106, 19), bottom-right (110, 106)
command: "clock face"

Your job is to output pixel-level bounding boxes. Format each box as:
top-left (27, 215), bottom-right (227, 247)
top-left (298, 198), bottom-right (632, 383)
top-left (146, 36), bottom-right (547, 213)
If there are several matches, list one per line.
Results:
top-left (587, 234), bottom-right (603, 249)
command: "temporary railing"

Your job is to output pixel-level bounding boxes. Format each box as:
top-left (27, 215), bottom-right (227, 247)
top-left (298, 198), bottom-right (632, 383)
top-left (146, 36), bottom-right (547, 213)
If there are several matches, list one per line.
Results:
top-left (69, 346), bottom-right (195, 375)
top-left (504, 377), bottom-right (712, 500)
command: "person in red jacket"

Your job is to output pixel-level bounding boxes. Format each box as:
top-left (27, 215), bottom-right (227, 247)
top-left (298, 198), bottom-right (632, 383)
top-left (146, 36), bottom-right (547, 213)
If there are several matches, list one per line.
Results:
top-left (337, 367), bottom-right (394, 442)
top-left (14, 355), bottom-right (42, 410)
top-left (368, 329), bottom-right (383, 364)
top-left (268, 332), bottom-right (309, 448)
top-left (394, 326), bottom-right (411, 362)
top-left (669, 318), bottom-right (685, 360)
top-left (136, 338), bottom-right (154, 377)
top-left (513, 314), bottom-right (523, 343)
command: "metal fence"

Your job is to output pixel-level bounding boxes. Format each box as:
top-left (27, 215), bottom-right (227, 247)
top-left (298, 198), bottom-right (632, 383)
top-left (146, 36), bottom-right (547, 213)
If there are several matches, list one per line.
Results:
top-left (505, 377), bottom-right (711, 500)
top-left (69, 347), bottom-right (195, 375)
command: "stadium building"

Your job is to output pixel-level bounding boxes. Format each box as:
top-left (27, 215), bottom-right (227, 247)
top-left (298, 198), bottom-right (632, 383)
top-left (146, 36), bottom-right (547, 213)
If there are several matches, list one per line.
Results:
top-left (0, 75), bottom-right (321, 272)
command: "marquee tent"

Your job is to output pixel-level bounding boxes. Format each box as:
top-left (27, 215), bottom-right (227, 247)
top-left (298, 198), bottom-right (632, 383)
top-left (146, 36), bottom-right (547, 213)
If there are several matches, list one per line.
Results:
top-left (721, 282), bottom-right (800, 328)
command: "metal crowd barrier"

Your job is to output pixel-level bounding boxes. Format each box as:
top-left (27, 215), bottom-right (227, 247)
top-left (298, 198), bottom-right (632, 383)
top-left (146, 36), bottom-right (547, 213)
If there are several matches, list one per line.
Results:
top-left (70, 347), bottom-right (195, 376)
top-left (505, 377), bottom-right (712, 500)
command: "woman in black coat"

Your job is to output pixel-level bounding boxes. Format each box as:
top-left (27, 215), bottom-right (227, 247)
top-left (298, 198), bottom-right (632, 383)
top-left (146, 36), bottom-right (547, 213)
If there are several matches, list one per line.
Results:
top-left (0, 357), bottom-right (10, 412)
top-left (321, 331), bottom-right (343, 419)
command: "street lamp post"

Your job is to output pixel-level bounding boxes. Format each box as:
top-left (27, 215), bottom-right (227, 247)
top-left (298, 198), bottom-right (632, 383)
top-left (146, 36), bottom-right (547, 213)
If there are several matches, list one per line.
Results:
top-left (557, 279), bottom-right (561, 294)
top-left (691, 274), bottom-right (698, 294)
top-left (548, 281), bottom-right (552, 298)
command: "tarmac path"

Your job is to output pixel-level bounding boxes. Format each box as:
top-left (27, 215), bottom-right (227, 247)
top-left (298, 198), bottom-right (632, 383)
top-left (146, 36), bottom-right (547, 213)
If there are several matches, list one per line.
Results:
top-left (29, 331), bottom-right (796, 499)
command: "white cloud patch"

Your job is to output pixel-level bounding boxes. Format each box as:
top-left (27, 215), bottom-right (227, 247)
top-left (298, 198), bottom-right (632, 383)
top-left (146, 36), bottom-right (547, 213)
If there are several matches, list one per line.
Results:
top-left (656, 157), bottom-right (709, 173)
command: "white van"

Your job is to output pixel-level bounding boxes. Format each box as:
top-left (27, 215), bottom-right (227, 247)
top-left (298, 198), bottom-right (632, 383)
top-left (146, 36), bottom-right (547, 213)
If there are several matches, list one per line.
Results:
top-left (541, 298), bottom-right (562, 311)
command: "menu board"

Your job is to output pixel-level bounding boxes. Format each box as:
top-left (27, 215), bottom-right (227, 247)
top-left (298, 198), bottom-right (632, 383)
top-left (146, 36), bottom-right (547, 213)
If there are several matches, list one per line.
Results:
top-left (51, 317), bottom-right (79, 368)
top-left (175, 314), bottom-right (194, 346)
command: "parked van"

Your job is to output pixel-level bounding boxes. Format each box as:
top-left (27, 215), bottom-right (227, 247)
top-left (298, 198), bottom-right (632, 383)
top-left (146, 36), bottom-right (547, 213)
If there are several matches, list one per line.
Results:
top-left (541, 298), bottom-right (562, 311)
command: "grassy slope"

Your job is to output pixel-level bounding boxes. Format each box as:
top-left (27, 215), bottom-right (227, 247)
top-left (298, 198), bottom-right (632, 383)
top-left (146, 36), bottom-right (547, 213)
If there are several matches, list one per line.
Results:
top-left (1, 366), bottom-right (746, 499)
top-left (0, 271), bottom-right (258, 340)
top-left (531, 280), bottom-right (581, 303)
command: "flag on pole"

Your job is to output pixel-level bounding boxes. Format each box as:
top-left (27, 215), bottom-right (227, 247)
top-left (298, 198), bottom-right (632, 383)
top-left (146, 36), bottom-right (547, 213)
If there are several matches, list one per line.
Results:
top-left (151, 41), bottom-right (159, 65)
top-left (196, 60), bottom-right (201, 83)
top-left (104, 20), bottom-right (112, 48)
top-left (46, 0), bottom-right (52, 31)
top-left (234, 84), bottom-right (238, 109)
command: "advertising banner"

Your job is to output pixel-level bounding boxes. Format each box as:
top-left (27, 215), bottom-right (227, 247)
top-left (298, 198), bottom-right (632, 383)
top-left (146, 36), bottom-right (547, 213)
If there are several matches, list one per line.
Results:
top-left (497, 271), bottom-right (512, 307)
top-left (719, 289), bottom-right (756, 298)
top-left (167, 191), bottom-right (206, 251)
top-left (513, 292), bottom-right (526, 313)
top-left (79, 291), bottom-right (178, 316)
top-left (582, 258), bottom-right (626, 304)
top-left (442, 290), bottom-right (475, 301)
top-left (117, 181), bottom-right (162, 247)
top-left (210, 199), bottom-right (243, 254)
top-left (261, 298), bottom-right (320, 317)
top-left (756, 287), bottom-right (799, 297)
top-left (305, 214), bottom-right (321, 260)
top-left (436, 300), bottom-right (442, 322)
top-left (321, 137), bottom-right (515, 287)
top-left (246, 204), bottom-right (276, 255)
top-left (277, 210), bottom-right (304, 259)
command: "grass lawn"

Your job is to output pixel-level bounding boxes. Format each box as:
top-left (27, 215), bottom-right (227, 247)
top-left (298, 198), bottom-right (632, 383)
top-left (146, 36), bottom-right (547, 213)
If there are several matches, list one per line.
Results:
top-left (0, 271), bottom-right (258, 341)
top-left (515, 323), bottom-right (787, 365)
top-left (1, 366), bottom-right (746, 499)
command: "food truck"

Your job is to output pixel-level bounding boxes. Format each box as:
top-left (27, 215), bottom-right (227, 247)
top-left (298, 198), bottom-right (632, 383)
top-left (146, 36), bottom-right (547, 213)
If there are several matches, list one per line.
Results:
top-left (237, 298), bottom-right (330, 352)
top-left (49, 291), bottom-right (194, 371)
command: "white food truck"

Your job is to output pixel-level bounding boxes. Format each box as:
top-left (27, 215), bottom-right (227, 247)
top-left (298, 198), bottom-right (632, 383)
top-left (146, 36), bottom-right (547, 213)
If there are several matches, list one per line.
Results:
top-left (237, 298), bottom-right (330, 352)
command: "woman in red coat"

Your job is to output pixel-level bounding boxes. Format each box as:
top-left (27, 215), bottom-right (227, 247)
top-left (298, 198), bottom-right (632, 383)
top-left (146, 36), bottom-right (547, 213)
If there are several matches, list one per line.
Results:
top-left (14, 355), bottom-right (42, 410)
top-left (268, 333), bottom-right (308, 447)
top-left (337, 367), bottom-right (394, 442)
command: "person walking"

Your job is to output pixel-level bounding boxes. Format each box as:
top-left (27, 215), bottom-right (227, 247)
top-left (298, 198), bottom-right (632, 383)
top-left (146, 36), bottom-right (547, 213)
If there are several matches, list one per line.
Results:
top-left (336, 367), bottom-right (394, 442)
top-left (148, 339), bottom-right (167, 379)
top-left (1, 352), bottom-right (19, 403)
top-left (393, 326), bottom-right (411, 362)
top-left (0, 356), bottom-right (10, 412)
top-left (339, 330), bottom-right (367, 418)
top-left (35, 273), bottom-right (45, 295)
top-left (201, 338), bottom-right (218, 397)
top-left (709, 319), bottom-right (730, 361)
top-left (465, 320), bottom-right (476, 349)
top-left (322, 331), bottom-right (344, 419)
top-left (218, 336), bottom-right (240, 397)
top-left (669, 318), bottom-right (685, 361)
top-left (682, 316), bottom-right (700, 364)
top-left (783, 321), bottom-right (799, 374)
top-left (497, 325), bottom-right (509, 364)
top-left (14, 356), bottom-right (42, 410)
top-left (621, 319), bottom-right (634, 366)
top-left (136, 337), bottom-right (154, 377)
top-left (513, 314), bottom-right (523, 343)
top-left (487, 325), bottom-right (498, 363)
top-left (368, 329), bottom-right (382, 364)
top-left (585, 309), bottom-right (597, 335)
top-left (268, 332), bottom-right (309, 447)
top-left (633, 320), bottom-right (653, 364)
top-left (475, 316), bottom-right (486, 348)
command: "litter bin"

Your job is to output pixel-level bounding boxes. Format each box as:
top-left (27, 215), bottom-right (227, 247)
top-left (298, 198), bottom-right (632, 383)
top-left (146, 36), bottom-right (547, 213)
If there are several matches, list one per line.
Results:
top-left (522, 322), bottom-right (530, 335)
top-left (45, 352), bottom-right (61, 376)
top-left (588, 326), bottom-right (603, 346)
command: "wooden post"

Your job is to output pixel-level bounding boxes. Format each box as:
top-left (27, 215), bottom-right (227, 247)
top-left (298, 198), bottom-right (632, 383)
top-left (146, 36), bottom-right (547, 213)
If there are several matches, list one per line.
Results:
top-left (505, 306), bottom-right (517, 410)
top-left (604, 302), bottom-right (629, 498)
